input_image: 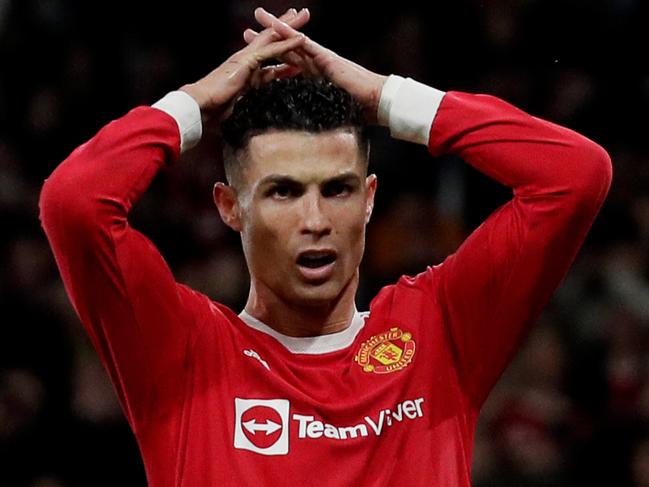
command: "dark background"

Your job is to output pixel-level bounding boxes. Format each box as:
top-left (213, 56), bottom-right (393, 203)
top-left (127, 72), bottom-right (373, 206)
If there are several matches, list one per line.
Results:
top-left (2, 0), bottom-right (649, 485)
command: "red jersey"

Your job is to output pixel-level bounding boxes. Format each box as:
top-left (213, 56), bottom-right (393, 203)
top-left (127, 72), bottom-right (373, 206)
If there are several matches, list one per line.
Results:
top-left (39, 79), bottom-right (612, 486)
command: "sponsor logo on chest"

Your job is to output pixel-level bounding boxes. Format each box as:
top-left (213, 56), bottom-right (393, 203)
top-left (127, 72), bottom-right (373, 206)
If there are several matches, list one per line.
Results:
top-left (234, 397), bottom-right (425, 456)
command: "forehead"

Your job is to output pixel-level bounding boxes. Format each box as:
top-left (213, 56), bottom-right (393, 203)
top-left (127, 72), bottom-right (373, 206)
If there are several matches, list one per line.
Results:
top-left (243, 129), bottom-right (364, 184)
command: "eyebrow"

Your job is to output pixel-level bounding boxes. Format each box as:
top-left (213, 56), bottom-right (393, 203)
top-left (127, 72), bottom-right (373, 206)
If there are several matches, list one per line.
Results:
top-left (258, 172), bottom-right (362, 187)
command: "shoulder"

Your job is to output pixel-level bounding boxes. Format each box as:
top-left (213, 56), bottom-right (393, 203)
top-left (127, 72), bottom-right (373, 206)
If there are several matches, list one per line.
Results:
top-left (391, 262), bottom-right (447, 294)
top-left (175, 283), bottom-right (239, 326)
top-left (368, 263), bottom-right (446, 315)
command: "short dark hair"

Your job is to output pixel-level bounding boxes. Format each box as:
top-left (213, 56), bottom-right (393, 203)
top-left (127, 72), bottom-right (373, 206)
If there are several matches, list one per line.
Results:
top-left (221, 74), bottom-right (369, 185)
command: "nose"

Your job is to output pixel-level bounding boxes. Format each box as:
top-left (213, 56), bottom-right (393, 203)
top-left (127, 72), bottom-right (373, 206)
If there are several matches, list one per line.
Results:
top-left (300, 189), bottom-right (332, 237)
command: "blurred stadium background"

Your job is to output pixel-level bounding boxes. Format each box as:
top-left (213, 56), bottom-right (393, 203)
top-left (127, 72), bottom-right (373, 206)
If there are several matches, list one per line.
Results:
top-left (1, 0), bottom-right (649, 485)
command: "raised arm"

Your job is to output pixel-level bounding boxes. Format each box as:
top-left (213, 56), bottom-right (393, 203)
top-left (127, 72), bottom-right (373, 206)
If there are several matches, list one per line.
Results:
top-left (38, 8), bottom-right (309, 426)
top-left (388, 81), bottom-right (612, 406)
top-left (252, 10), bottom-right (612, 407)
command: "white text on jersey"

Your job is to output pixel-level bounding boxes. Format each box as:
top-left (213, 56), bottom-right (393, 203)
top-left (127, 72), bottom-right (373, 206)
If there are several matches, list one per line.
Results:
top-left (293, 397), bottom-right (424, 440)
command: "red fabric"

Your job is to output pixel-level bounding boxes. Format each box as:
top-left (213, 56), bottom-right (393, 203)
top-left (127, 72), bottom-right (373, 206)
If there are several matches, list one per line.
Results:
top-left (39, 94), bottom-right (611, 486)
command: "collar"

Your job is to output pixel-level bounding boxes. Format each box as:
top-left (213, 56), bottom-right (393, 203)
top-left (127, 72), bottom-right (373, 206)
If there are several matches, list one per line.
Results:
top-left (237, 308), bottom-right (367, 355)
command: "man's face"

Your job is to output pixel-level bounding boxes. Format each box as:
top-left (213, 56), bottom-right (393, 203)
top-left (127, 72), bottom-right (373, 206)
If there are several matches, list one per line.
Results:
top-left (221, 129), bottom-right (376, 307)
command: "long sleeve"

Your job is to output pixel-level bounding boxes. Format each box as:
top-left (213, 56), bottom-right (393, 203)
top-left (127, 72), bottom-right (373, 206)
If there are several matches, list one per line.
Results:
top-left (38, 103), bottom-right (203, 427)
top-left (382, 77), bottom-right (612, 408)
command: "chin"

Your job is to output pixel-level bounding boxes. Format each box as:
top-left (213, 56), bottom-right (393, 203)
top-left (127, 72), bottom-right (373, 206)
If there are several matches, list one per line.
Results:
top-left (288, 281), bottom-right (345, 308)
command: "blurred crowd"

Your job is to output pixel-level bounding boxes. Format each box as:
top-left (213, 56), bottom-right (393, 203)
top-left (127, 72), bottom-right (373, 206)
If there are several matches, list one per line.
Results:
top-left (1, 0), bottom-right (649, 485)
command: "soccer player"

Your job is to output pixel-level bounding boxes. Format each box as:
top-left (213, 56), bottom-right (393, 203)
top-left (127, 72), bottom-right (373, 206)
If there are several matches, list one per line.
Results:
top-left (39, 6), bottom-right (612, 486)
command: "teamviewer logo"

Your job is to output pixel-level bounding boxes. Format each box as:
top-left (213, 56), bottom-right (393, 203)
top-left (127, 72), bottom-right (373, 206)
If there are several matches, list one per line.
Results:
top-left (234, 398), bottom-right (289, 455)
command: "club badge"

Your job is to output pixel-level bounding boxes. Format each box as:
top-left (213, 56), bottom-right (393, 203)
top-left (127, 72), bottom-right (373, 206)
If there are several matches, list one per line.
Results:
top-left (355, 327), bottom-right (416, 374)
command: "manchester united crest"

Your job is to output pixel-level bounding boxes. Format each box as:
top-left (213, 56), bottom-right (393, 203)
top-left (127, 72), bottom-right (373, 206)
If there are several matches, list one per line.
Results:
top-left (355, 327), bottom-right (416, 374)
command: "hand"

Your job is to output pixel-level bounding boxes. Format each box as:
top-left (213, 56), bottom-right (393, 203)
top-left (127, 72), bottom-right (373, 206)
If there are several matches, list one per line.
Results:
top-left (180, 8), bottom-right (310, 124)
top-left (244, 7), bottom-right (388, 124)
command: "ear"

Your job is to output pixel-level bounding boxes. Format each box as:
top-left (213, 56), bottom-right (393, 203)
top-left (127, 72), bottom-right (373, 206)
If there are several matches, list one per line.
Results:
top-left (364, 174), bottom-right (378, 224)
top-left (213, 182), bottom-right (242, 232)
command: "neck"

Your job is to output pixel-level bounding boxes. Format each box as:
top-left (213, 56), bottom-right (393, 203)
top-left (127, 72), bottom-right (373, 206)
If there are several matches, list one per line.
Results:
top-left (244, 273), bottom-right (359, 337)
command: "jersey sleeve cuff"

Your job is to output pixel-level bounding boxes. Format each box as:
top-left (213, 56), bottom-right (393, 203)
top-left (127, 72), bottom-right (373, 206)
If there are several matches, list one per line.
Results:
top-left (152, 90), bottom-right (202, 153)
top-left (377, 74), bottom-right (446, 145)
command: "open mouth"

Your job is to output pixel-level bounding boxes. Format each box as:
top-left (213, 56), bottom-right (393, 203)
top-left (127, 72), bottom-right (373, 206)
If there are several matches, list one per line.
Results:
top-left (296, 250), bottom-right (337, 269)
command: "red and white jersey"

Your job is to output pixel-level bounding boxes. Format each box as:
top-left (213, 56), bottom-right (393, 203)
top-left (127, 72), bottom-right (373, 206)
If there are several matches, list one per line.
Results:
top-left (39, 76), bottom-right (612, 486)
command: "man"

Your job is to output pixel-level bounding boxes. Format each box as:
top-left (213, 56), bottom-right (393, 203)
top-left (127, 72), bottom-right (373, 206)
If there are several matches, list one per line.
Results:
top-left (39, 6), bottom-right (612, 486)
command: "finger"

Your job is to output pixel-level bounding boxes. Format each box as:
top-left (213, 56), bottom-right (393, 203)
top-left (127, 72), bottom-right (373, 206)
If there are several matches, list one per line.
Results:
top-left (293, 47), bottom-right (321, 76)
top-left (281, 50), bottom-right (307, 70)
top-left (265, 46), bottom-right (320, 77)
top-left (255, 7), bottom-right (302, 37)
top-left (267, 47), bottom-right (316, 77)
top-left (273, 64), bottom-right (303, 79)
top-left (250, 35), bottom-right (306, 70)
top-left (259, 64), bottom-right (303, 84)
top-left (244, 9), bottom-right (309, 44)
top-left (248, 8), bottom-right (298, 48)
top-left (255, 6), bottom-right (307, 25)
top-left (255, 8), bottom-right (328, 59)
top-left (270, 46), bottom-right (319, 77)
top-left (297, 36), bottom-right (331, 59)
top-left (243, 28), bottom-right (257, 44)
top-left (241, 31), bottom-right (306, 70)
top-left (288, 8), bottom-right (310, 28)
top-left (255, 7), bottom-right (335, 70)
top-left (276, 26), bottom-right (328, 62)
top-left (278, 8), bottom-right (298, 23)
top-left (255, 7), bottom-right (279, 28)
top-left (258, 34), bottom-right (306, 59)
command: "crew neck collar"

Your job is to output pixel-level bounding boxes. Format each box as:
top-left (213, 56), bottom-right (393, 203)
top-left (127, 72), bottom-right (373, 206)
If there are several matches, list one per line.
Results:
top-left (237, 308), bottom-right (367, 355)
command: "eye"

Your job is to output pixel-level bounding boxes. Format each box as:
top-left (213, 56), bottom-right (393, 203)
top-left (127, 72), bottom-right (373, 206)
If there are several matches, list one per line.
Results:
top-left (322, 181), bottom-right (353, 198)
top-left (271, 185), bottom-right (290, 198)
top-left (266, 184), bottom-right (301, 200)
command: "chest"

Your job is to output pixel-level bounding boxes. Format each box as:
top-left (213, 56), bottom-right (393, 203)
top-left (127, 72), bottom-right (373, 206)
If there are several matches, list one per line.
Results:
top-left (161, 304), bottom-right (475, 487)
top-left (188, 308), bottom-right (463, 453)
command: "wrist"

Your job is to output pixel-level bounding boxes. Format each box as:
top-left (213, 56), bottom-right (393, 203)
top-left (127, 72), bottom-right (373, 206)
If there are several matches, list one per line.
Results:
top-left (179, 84), bottom-right (208, 110)
top-left (377, 75), bottom-right (446, 145)
top-left (377, 75), bottom-right (406, 127)
top-left (152, 90), bottom-right (203, 153)
top-left (367, 74), bottom-right (389, 125)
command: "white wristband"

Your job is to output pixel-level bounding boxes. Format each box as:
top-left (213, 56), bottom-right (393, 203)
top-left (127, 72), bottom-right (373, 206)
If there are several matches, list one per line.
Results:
top-left (152, 90), bottom-right (202, 154)
top-left (377, 74), bottom-right (446, 145)
top-left (377, 75), bottom-right (406, 127)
